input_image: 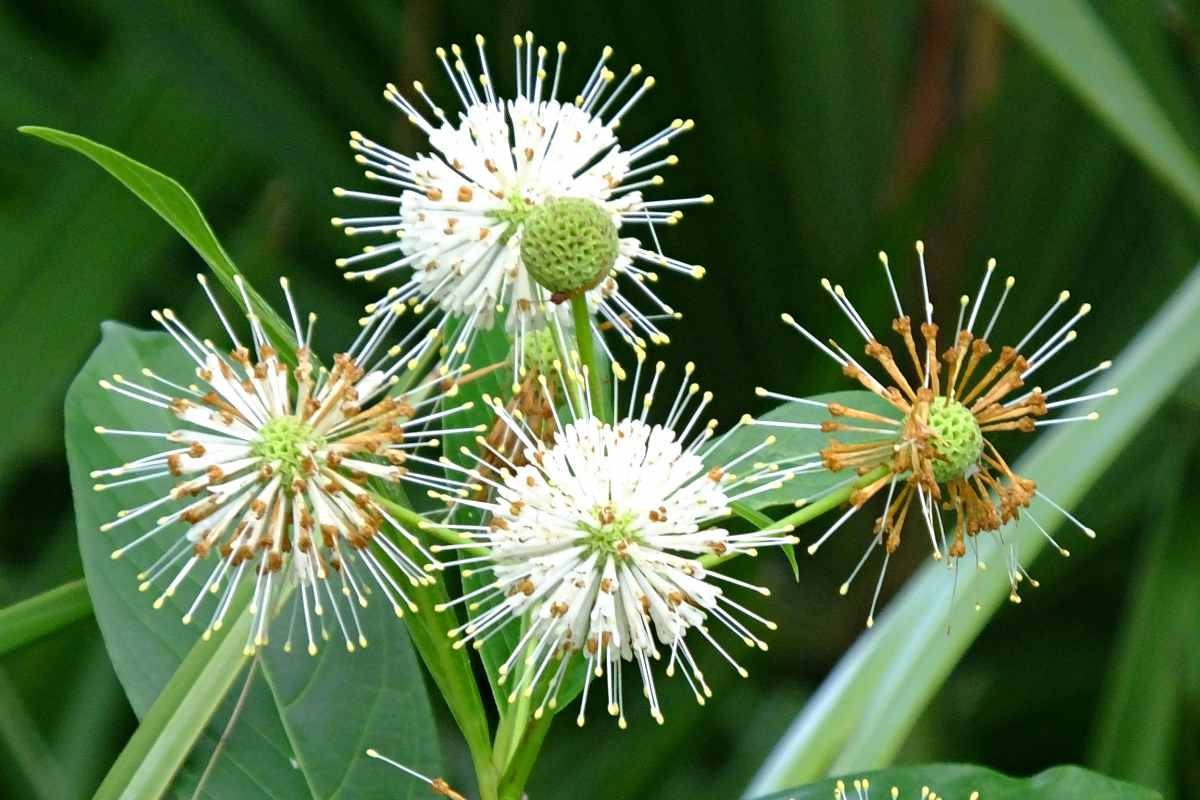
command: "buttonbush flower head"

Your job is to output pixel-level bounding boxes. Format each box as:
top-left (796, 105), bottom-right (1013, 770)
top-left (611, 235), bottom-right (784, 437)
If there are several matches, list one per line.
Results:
top-left (332, 32), bottom-right (708, 370)
top-left (436, 354), bottom-right (798, 727)
top-left (762, 242), bottom-right (1115, 624)
top-left (92, 275), bottom-right (480, 656)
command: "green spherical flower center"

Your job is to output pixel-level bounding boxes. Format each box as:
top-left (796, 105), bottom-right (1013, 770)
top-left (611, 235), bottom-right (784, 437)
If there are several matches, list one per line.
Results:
top-left (927, 397), bottom-right (983, 483)
top-left (580, 506), bottom-right (642, 554)
top-left (520, 197), bottom-right (619, 297)
top-left (252, 416), bottom-right (324, 482)
top-left (521, 326), bottom-right (560, 374)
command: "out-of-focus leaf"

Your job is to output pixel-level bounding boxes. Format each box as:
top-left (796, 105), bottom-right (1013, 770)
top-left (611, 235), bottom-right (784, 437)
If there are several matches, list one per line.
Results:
top-left (68, 323), bottom-right (441, 798)
top-left (0, 670), bottom-right (70, 800)
top-left (986, 0), bottom-right (1200, 219)
top-left (751, 763), bottom-right (1160, 800)
top-left (1089, 430), bottom-right (1200, 795)
top-left (746, 264), bottom-right (1200, 794)
top-left (18, 126), bottom-right (298, 359)
top-left (0, 579), bottom-right (91, 657)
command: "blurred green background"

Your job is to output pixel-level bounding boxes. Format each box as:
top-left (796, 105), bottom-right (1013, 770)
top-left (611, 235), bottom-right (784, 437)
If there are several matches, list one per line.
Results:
top-left (3, 1), bottom-right (1199, 798)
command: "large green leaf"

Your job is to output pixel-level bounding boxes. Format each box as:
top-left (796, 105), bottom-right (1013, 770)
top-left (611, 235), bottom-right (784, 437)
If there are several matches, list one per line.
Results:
top-left (751, 764), bottom-right (1160, 800)
top-left (745, 265), bottom-right (1200, 794)
top-left (67, 323), bottom-right (441, 799)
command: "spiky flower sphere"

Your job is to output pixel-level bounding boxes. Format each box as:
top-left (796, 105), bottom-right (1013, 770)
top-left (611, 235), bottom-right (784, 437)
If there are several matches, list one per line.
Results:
top-left (759, 243), bottom-right (1115, 624)
top-left (332, 32), bottom-right (709, 371)
top-left (92, 275), bottom-right (479, 656)
top-left (520, 197), bottom-right (619, 297)
top-left (436, 357), bottom-right (797, 726)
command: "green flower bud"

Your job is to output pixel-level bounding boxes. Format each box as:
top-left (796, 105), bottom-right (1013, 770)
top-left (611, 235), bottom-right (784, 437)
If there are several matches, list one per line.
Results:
top-left (927, 396), bottom-right (983, 483)
top-left (521, 326), bottom-right (561, 375)
top-left (520, 197), bottom-right (619, 299)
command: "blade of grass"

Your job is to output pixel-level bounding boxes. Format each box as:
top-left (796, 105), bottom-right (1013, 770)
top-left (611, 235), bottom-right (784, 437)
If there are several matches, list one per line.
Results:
top-left (745, 263), bottom-right (1200, 794)
top-left (0, 580), bottom-right (92, 657)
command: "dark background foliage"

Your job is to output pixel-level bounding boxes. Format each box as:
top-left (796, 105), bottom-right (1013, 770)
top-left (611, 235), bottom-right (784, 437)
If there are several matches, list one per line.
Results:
top-left (2, 1), bottom-right (1198, 798)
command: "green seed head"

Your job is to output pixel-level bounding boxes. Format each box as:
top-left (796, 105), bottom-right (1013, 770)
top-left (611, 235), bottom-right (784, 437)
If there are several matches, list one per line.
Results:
top-left (520, 197), bottom-right (619, 297)
top-left (926, 396), bottom-right (983, 483)
top-left (252, 416), bottom-right (323, 482)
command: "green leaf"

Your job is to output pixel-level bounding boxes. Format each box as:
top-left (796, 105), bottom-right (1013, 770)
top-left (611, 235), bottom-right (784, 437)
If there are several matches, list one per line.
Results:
top-left (0, 580), bottom-right (91, 657)
top-left (17, 126), bottom-right (298, 359)
top-left (750, 764), bottom-right (1160, 800)
top-left (68, 323), bottom-right (441, 799)
top-left (703, 390), bottom-right (897, 511)
top-left (745, 265), bottom-right (1200, 794)
top-left (985, 0), bottom-right (1200, 218)
top-left (1088, 431), bottom-right (1200, 791)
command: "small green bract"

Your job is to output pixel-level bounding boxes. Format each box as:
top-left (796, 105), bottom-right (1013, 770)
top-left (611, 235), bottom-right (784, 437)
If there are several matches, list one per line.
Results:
top-left (251, 415), bottom-right (324, 482)
top-left (520, 197), bottom-right (619, 297)
top-left (927, 396), bottom-right (983, 483)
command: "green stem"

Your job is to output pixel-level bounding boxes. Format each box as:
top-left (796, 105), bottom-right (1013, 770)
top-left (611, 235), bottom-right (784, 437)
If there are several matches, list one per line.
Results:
top-left (570, 294), bottom-right (606, 418)
top-left (0, 579), bottom-right (93, 657)
top-left (496, 712), bottom-right (553, 800)
top-left (375, 495), bottom-right (487, 557)
top-left (697, 466), bottom-right (889, 569)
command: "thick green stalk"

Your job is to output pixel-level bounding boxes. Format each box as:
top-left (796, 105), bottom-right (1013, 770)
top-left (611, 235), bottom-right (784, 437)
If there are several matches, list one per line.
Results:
top-left (0, 579), bottom-right (92, 657)
top-left (570, 294), bottom-right (606, 418)
top-left (496, 712), bottom-right (553, 800)
top-left (375, 495), bottom-right (487, 557)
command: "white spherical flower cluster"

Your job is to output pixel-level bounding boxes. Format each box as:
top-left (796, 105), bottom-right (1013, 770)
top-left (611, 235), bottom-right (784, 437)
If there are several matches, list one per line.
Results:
top-left (333, 32), bottom-right (709, 377)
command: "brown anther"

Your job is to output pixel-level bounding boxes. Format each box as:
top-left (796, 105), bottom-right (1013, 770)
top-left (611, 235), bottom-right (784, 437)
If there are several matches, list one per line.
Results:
top-left (431, 778), bottom-right (465, 800)
top-left (457, 186), bottom-right (474, 202)
top-left (167, 453), bottom-right (183, 476)
top-left (425, 187), bottom-right (443, 201)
